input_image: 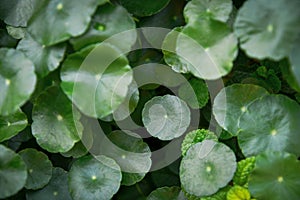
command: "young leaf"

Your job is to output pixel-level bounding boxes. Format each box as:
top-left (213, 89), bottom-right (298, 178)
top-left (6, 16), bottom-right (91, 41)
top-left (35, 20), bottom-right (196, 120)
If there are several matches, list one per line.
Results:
top-left (68, 155), bottom-right (122, 200)
top-left (26, 167), bottom-right (72, 200)
top-left (248, 151), bottom-right (300, 200)
top-left (0, 144), bottom-right (27, 199)
top-left (32, 86), bottom-right (83, 153)
top-left (233, 157), bottom-right (256, 187)
top-left (0, 48), bottom-right (36, 116)
top-left (234, 0), bottom-right (300, 60)
top-left (226, 185), bottom-right (251, 200)
top-left (19, 148), bottom-right (53, 190)
top-left (238, 94), bottom-right (300, 156)
top-left (0, 109), bottom-right (28, 142)
top-left (180, 140), bottom-right (236, 197)
top-left (142, 95), bottom-right (191, 140)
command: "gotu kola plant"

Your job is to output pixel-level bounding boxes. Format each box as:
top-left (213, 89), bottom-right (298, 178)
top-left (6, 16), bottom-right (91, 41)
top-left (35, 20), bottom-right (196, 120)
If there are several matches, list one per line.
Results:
top-left (0, 0), bottom-right (300, 199)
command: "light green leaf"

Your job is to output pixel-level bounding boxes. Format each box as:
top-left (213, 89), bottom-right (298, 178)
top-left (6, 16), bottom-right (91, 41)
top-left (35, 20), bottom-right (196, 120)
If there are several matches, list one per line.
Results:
top-left (70, 4), bottom-right (136, 51)
top-left (180, 140), bottom-right (236, 197)
top-left (0, 144), bottom-right (27, 199)
top-left (233, 157), bottom-right (256, 187)
top-left (0, 109), bottom-right (27, 142)
top-left (213, 84), bottom-right (269, 136)
top-left (238, 94), bottom-right (300, 156)
top-left (60, 43), bottom-right (133, 119)
top-left (17, 33), bottom-right (66, 78)
top-left (32, 86), bottom-right (83, 153)
top-left (0, 48), bottom-right (36, 116)
top-left (26, 167), bottom-right (72, 200)
top-left (234, 0), bottom-right (300, 60)
top-left (226, 185), bottom-right (251, 200)
top-left (249, 151), bottom-right (300, 200)
top-left (68, 155), bottom-right (122, 200)
top-left (117, 0), bottom-right (171, 17)
top-left (19, 148), bottom-right (53, 190)
top-left (184, 0), bottom-right (233, 23)
top-left (28, 0), bottom-right (108, 46)
top-left (142, 95), bottom-right (191, 140)
top-left (147, 186), bottom-right (186, 200)
top-left (6, 26), bottom-right (25, 39)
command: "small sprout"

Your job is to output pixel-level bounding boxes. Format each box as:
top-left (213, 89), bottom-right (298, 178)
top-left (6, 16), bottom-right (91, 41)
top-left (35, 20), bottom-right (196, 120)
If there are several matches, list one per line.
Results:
top-left (56, 3), bottom-right (63, 10)
top-left (206, 166), bottom-right (212, 173)
top-left (277, 176), bottom-right (283, 183)
top-left (57, 114), bottom-right (63, 121)
top-left (241, 106), bottom-right (247, 113)
top-left (92, 175), bottom-right (97, 180)
top-left (5, 79), bottom-right (10, 86)
top-left (53, 191), bottom-right (58, 196)
top-left (267, 24), bottom-right (274, 33)
top-left (271, 129), bottom-right (277, 136)
top-left (29, 169), bottom-right (33, 173)
top-left (121, 155), bottom-right (126, 159)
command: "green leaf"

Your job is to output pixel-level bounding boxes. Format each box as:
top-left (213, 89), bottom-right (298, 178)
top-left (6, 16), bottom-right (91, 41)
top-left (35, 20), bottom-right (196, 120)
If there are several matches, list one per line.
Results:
top-left (70, 4), bottom-right (136, 51)
top-left (213, 84), bottom-right (269, 136)
top-left (60, 43), bottom-right (133, 119)
top-left (0, 144), bottom-right (27, 199)
top-left (147, 186), bottom-right (186, 200)
top-left (60, 141), bottom-right (88, 159)
top-left (17, 33), bottom-right (66, 78)
top-left (6, 26), bottom-right (25, 39)
top-left (234, 0), bottom-right (300, 60)
top-left (248, 151), bottom-right (300, 200)
top-left (178, 78), bottom-right (209, 109)
top-left (238, 94), bottom-right (300, 156)
top-left (176, 18), bottom-right (238, 80)
top-left (117, 0), bottom-right (171, 17)
top-left (181, 129), bottom-right (218, 156)
top-left (0, 29), bottom-right (18, 48)
top-left (288, 34), bottom-right (300, 91)
top-left (28, 0), bottom-right (108, 46)
top-left (19, 148), bottom-right (53, 190)
top-left (68, 155), bottom-right (122, 200)
top-left (0, 48), bottom-right (37, 116)
top-left (180, 140), bottom-right (236, 197)
top-left (226, 185), bottom-right (251, 200)
top-left (142, 95), bottom-right (191, 140)
top-left (102, 130), bottom-right (151, 186)
top-left (184, 0), bottom-right (233, 23)
top-left (183, 185), bottom-right (231, 200)
top-left (0, 109), bottom-right (28, 142)
top-left (233, 157), bottom-right (256, 187)
top-left (26, 167), bottom-right (72, 200)
top-left (32, 86), bottom-right (83, 153)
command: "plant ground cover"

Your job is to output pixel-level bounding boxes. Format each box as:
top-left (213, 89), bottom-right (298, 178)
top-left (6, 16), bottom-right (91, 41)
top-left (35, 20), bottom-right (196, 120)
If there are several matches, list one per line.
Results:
top-left (0, 0), bottom-right (300, 199)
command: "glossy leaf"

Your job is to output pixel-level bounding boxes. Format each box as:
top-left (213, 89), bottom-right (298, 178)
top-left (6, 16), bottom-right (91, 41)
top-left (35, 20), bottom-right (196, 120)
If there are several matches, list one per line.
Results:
top-left (60, 43), bottom-right (133, 119)
top-left (26, 167), bottom-right (72, 200)
top-left (0, 144), bottom-right (27, 199)
top-left (32, 86), bottom-right (83, 153)
top-left (249, 151), bottom-right (300, 200)
top-left (117, 0), bottom-right (171, 17)
top-left (17, 33), bottom-right (66, 78)
top-left (70, 4), bottom-right (136, 51)
top-left (142, 95), bottom-right (191, 140)
top-left (19, 148), bottom-right (53, 190)
top-left (0, 48), bottom-right (36, 116)
top-left (147, 186), bottom-right (186, 200)
top-left (28, 0), bottom-right (108, 46)
top-left (238, 94), bottom-right (300, 156)
top-left (68, 155), bottom-right (122, 200)
top-left (213, 84), bottom-right (269, 136)
top-left (0, 109), bottom-right (28, 142)
top-left (180, 140), bottom-right (236, 197)
top-left (234, 0), bottom-right (300, 60)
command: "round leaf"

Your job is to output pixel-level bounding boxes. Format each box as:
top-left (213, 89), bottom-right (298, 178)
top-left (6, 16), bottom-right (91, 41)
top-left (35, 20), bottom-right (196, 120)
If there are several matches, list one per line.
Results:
top-left (19, 148), bottom-right (53, 190)
top-left (0, 144), bottom-right (27, 199)
top-left (184, 0), bottom-right (233, 23)
top-left (68, 155), bottom-right (122, 200)
top-left (117, 0), bottom-right (171, 17)
top-left (17, 33), bottom-right (66, 78)
top-left (147, 186), bottom-right (186, 200)
top-left (60, 141), bottom-right (88, 159)
top-left (28, 0), bottom-right (108, 46)
top-left (0, 48), bottom-right (36, 116)
top-left (70, 4), bottom-right (136, 51)
top-left (60, 43), bottom-right (133, 119)
top-left (142, 95), bottom-right (191, 140)
top-left (0, 109), bottom-right (27, 142)
top-left (32, 86), bottom-right (83, 153)
top-left (238, 94), bottom-right (300, 156)
top-left (248, 151), bottom-right (300, 200)
top-left (213, 84), bottom-right (269, 136)
top-left (26, 167), bottom-right (72, 200)
top-left (234, 0), bottom-right (300, 60)
top-left (180, 140), bottom-right (236, 197)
